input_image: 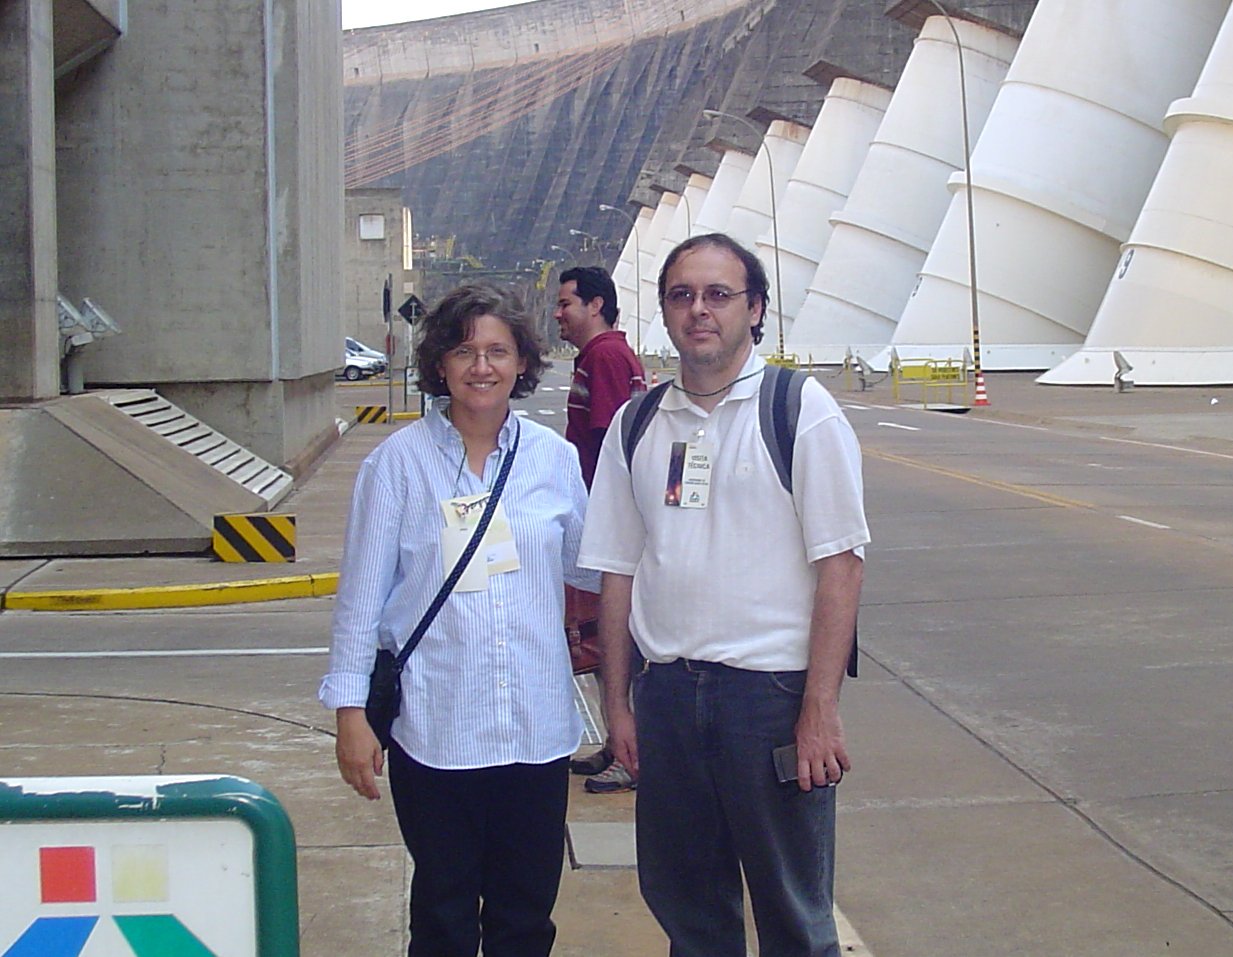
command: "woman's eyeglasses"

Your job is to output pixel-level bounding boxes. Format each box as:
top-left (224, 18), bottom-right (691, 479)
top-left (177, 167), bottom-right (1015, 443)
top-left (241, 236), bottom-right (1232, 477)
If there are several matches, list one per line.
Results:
top-left (445, 345), bottom-right (518, 366)
top-left (663, 287), bottom-right (750, 310)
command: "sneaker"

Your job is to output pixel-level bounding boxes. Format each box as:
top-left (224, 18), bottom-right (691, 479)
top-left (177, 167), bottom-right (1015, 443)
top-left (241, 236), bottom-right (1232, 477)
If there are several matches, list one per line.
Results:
top-left (584, 761), bottom-right (636, 794)
top-left (569, 747), bottom-right (613, 776)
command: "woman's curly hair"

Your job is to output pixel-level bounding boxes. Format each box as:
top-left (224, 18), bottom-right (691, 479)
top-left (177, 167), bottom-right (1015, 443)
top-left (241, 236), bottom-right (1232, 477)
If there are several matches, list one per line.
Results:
top-left (415, 283), bottom-right (548, 399)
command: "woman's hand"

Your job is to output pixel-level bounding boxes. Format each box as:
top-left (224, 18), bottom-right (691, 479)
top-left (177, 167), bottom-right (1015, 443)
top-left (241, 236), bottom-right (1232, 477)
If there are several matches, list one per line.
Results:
top-left (336, 707), bottom-right (384, 800)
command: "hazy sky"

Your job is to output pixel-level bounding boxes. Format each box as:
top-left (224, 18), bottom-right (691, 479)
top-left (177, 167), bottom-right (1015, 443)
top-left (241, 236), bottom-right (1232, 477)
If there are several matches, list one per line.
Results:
top-left (341, 0), bottom-right (539, 29)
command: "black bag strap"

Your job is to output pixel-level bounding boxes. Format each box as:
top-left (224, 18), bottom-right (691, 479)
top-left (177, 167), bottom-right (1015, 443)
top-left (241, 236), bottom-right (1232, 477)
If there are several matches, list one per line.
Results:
top-left (620, 380), bottom-right (671, 473)
top-left (757, 364), bottom-right (807, 494)
top-left (392, 419), bottom-right (520, 671)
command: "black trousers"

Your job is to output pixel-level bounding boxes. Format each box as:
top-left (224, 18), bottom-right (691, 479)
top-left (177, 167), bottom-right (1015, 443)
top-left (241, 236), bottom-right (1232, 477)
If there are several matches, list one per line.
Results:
top-left (388, 743), bottom-right (570, 957)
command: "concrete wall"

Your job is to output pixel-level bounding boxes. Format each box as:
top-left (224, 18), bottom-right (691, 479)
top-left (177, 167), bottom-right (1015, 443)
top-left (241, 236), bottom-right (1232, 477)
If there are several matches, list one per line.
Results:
top-left (52, 0), bottom-right (343, 466)
top-left (342, 0), bottom-right (1037, 278)
top-left (0, 0), bottom-right (59, 402)
top-left (344, 187), bottom-right (404, 353)
top-left (343, 0), bottom-right (758, 79)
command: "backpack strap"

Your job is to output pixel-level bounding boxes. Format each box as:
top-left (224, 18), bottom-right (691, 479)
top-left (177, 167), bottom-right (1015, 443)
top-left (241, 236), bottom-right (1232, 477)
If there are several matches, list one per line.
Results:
top-left (620, 380), bottom-right (671, 472)
top-left (759, 365), bottom-right (860, 678)
top-left (758, 364), bottom-right (808, 494)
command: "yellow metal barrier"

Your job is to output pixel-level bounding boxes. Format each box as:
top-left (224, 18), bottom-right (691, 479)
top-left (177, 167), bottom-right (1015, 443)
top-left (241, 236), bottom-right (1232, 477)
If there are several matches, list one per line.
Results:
top-left (355, 405), bottom-right (389, 424)
top-left (212, 513), bottom-right (296, 563)
top-left (765, 352), bottom-right (801, 369)
top-left (891, 357), bottom-right (969, 407)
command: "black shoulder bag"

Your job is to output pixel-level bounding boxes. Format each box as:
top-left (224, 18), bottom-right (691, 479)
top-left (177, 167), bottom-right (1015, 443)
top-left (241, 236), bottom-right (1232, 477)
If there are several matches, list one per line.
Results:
top-left (364, 422), bottom-right (520, 749)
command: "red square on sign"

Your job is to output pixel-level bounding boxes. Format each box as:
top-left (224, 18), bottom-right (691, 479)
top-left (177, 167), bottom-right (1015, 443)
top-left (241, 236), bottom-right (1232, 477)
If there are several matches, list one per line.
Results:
top-left (40, 846), bottom-right (97, 903)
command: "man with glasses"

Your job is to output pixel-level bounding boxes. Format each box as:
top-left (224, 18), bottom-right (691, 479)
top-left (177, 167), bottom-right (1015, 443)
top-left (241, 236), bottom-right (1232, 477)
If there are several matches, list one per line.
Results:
top-left (579, 234), bottom-right (869, 956)
top-left (554, 265), bottom-right (645, 790)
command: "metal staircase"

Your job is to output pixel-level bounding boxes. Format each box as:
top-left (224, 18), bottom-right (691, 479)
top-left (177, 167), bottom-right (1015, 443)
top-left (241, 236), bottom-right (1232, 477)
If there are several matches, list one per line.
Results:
top-left (103, 390), bottom-right (293, 506)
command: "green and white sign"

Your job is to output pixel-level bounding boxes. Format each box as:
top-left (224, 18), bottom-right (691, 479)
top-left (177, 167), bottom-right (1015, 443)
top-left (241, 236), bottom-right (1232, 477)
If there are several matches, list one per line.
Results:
top-left (0, 776), bottom-right (298, 957)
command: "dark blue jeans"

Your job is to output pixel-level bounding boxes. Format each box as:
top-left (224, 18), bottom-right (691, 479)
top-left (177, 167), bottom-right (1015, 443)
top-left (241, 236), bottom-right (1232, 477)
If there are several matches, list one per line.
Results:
top-left (633, 659), bottom-right (840, 957)
top-left (388, 744), bottom-right (569, 957)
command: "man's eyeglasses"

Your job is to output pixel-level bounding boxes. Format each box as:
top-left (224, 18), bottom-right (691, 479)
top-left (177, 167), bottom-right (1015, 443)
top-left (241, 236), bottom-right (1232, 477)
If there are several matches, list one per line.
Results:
top-left (663, 287), bottom-right (750, 310)
top-left (446, 345), bottom-right (518, 366)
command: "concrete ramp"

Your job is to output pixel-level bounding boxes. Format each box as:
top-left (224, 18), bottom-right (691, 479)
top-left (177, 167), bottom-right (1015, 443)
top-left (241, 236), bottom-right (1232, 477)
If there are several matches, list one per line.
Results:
top-left (0, 393), bottom-right (292, 557)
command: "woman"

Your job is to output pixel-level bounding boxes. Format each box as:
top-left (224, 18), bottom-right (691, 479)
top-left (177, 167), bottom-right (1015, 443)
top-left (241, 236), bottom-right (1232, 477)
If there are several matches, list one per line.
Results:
top-left (320, 283), bottom-right (597, 957)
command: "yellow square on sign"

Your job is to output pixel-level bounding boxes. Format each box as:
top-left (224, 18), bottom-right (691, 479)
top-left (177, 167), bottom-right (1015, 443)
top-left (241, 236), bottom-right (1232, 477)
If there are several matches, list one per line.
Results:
top-left (112, 844), bottom-right (169, 902)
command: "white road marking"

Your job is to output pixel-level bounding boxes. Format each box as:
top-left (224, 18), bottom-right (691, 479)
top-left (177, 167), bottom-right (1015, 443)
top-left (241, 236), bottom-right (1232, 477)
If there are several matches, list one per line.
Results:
top-left (1100, 434), bottom-right (1233, 461)
top-left (834, 906), bottom-right (874, 957)
top-left (537, 409), bottom-right (556, 415)
top-left (514, 410), bottom-right (529, 416)
top-left (1118, 515), bottom-right (1171, 530)
top-left (0, 648), bottom-right (329, 660)
top-left (1086, 462), bottom-right (1125, 470)
top-left (843, 403), bottom-right (870, 411)
top-left (963, 418), bottom-right (1049, 433)
top-left (877, 422), bottom-right (921, 431)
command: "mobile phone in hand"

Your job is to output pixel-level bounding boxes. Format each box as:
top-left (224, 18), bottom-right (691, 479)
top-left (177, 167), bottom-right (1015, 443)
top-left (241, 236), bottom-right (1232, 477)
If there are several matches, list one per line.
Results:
top-left (772, 744), bottom-right (842, 786)
top-left (772, 744), bottom-right (798, 783)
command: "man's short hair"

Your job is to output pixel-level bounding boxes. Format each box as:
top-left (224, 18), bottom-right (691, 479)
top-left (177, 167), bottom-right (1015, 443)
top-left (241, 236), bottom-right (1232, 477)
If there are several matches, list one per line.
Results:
top-left (415, 283), bottom-right (547, 399)
top-left (560, 265), bottom-right (619, 327)
top-left (657, 233), bottom-right (769, 345)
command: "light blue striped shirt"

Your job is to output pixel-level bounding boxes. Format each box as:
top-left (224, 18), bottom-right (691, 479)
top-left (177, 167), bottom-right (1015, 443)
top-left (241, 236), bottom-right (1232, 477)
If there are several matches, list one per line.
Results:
top-left (319, 403), bottom-right (599, 769)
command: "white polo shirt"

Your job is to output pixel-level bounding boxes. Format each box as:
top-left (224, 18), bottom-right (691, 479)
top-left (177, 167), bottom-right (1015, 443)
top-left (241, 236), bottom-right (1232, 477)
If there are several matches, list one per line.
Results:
top-left (578, 354), bottom-right (869, 671)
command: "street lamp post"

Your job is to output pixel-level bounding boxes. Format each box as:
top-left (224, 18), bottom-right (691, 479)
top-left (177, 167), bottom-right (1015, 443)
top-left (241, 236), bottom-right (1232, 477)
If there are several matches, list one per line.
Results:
top-left (569, 228), bottom-right (599, 264)
top-left (598, 203), bottom-right (642, 354)
top-left (924, 1), bottom-right (987, 404)
top-left (550, 244), bottom-right (572, 261)
top-left (703, 109), bottom-right (786, 359)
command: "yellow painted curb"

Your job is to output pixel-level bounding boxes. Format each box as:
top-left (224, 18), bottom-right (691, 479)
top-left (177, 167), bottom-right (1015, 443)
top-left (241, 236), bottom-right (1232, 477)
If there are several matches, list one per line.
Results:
top-left (2, 572), bottom-right (339, 612)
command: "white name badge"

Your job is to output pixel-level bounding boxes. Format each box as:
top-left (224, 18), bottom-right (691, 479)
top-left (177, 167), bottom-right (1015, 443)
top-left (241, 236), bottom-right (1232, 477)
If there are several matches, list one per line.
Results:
top-left (440, 495), bottom-right (520, 592)
top-left (665, 441), bottom-right (713, 509)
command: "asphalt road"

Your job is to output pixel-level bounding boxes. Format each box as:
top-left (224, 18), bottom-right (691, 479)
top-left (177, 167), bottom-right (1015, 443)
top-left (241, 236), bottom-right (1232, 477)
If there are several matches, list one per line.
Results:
top-left (840, 396), bottom-right (1233, 955)
top-left (3, 368), bottom-right (1231, 956)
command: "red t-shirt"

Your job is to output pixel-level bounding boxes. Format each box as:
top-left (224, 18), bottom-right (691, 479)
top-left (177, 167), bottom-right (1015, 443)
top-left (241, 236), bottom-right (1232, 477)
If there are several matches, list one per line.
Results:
top-left (566, 330), bottom-right (646, 489)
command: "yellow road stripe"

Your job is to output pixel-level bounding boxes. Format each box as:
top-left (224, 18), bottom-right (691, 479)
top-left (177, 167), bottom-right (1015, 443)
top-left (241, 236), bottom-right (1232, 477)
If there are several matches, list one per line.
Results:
top-left (2, 573), bottom-right (339, 612)
top-left (864, 449), bottom-right (1092, 510)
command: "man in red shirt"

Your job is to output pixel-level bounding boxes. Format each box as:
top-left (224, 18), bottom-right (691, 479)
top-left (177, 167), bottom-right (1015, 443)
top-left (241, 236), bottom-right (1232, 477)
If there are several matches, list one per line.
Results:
top-left (556, 266), bottom-right (646, 488)
top-left (555, 266), bottom-right (645, 789)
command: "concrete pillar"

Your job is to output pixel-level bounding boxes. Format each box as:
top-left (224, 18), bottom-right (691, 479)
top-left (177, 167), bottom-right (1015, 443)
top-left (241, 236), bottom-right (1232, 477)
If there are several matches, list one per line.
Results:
top-left (724, 120), bottom-right (809, 251)
top-left (692, 149), bottom-right (755, 235)
top-left (0, 0), bottom-right (59, 402)
top-left (758, 79), bottom-right (891, 348)
top-left (1041, 2), bottom-right (1233, 385)
top-left (788, 17), bottom-right (1018, 364)
top-left (892, 0), bottom-right (1229, 371)
top-left (642, 173), bottom-right (712, 355)
top-left (635, 193), bottom-right (679, 353)
top-left (611, 206), bottom-right (654, 347)
top-left (52, 0), bottom-right (343, 469)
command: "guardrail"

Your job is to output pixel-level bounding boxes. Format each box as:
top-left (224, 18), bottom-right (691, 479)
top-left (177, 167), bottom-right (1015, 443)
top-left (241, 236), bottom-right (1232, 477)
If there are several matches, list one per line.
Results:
top-left (891, 356), bottom-right (970, 407)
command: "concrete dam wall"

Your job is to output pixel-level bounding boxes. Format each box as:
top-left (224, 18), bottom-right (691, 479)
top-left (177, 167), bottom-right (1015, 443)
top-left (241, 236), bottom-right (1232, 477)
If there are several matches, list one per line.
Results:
top-left (342, 0), bottom-right (1035, 274)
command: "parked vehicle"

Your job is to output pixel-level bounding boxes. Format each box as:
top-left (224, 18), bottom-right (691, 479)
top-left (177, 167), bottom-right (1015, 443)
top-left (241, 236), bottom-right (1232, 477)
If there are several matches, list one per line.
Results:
top-left (337, 353), bottom-right (383, 381)
top-left (345, 337), bottom-right (387, 371)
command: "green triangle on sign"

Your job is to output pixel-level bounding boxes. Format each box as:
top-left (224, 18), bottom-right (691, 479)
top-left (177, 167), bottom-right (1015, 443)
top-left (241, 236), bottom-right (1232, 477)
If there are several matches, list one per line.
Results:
top-left (112, 915), bottom-right (219, 957)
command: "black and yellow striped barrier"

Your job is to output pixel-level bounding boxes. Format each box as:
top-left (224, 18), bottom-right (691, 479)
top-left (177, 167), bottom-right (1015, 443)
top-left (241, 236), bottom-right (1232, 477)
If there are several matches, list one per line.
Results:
top-left (355, 405), bottom-right (388, 423)
top-left (212, 513), bottom-right (296, 563)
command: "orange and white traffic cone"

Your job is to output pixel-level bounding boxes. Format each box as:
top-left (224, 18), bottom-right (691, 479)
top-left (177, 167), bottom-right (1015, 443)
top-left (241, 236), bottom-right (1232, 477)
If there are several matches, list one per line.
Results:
top-left (973, 371), bottom-right (990, 407)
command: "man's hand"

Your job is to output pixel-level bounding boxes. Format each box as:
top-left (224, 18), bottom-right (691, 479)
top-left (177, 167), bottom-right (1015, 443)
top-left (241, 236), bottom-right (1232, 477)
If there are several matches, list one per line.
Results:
top-left (795, 549), bottom-right (862, 791)
top-left (336, 707), bottom-right (384, 801)
top-left (794, 698), bottom-right (850, 792)
top-left (606, 705), bottom-right (639, 780)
